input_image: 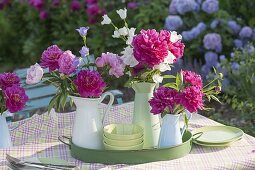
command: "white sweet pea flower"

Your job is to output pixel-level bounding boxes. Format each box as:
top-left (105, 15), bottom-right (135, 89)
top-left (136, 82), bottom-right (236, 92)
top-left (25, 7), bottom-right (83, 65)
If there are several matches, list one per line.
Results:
top-left (128, 27), bottom-right (136, 37)
top-left (116, 8), bottom-right (127, 19)
top-left (112, 30), bottom-right (121, 38)
top-left (120, 46), bottom-right (139, 67)
top-left (164, 51), bottom-right (176, 64)
top-left (170, 31), bottom-right (182, 43)
top-left (154, 63), bottom-right (171, 72)
top-left (26, 63), bottom-right (44, 85)
top-left (152, 74), bottom-right (163, 84)
top-left (118, 27), bottom-right (128, 36)
top-left (126, 27), bottom-right (136, 45)
top-left (126, 36), bottom-right (134, 45)
top-left (101, 14), bottom-right (111, 25)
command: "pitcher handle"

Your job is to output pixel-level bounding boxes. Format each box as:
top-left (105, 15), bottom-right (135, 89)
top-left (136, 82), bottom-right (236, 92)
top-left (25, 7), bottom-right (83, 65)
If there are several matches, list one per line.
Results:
top-left (180, 110), bottom-right (192, 136)
top-left (99, 92), bottom-right (115, 125)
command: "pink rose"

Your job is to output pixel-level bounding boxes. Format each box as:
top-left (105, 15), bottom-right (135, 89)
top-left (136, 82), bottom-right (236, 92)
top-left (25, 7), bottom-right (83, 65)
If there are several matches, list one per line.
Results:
top-left (26, 63), bottom-right (44, 85)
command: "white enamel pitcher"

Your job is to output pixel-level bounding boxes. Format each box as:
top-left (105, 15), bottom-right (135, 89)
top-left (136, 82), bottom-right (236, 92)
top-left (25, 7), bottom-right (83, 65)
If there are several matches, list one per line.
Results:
top-left (70, 92), bottom-right (114, 149)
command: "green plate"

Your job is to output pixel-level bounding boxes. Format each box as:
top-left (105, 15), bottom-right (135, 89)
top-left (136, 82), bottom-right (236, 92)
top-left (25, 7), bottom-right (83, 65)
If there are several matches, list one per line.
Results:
top-left (192, 126), bottom-right (243, 144)
top-left (193, 137), bottom-right (242, 147)
top-left (64, 131), bottom-right (192, 164)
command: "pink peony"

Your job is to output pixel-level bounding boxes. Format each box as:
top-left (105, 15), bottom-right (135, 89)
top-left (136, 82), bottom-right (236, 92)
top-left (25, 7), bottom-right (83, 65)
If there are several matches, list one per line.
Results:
top-left (182, 70), bottom-right (203, 88)
top-left (4, 85), bottom-right (29, 113)
top-left (26, 63), bottom-right (44, 85)
top-left (58, 50), bottom-right (77, 75)
top-left (0, 73), bottom-right (20, 90)
top-left (168, 41), bottom-right (185, 60)
top-left (178, 86), bottom-right (204, 113)
top-left (40, 45), bottom-right (63, 72)
top-left (149, 86), bottom-right (178, 115)
top-left (159, 30), bottom-right (185, 60)
top-left (132, 29), bottom-right (169, 68)
top-left (96, 52), bottom-right (125, 78)
top-left (74, 70), bottom-right (106, 98)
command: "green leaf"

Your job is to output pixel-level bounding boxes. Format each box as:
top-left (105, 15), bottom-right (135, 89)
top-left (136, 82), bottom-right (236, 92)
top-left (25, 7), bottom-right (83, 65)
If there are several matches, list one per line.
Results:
top-left (176, 72), bottom-right (183, 90)
top-left (184, 113), bottom-right (189, 129)
top-left (163, 83), bottom-right (178, 90)
top-left (203, 86), bottom-right (216, 93)
top-left (163, 75), bottom-right (176, 79)
top-left (48, 95), bottom-right (60, 114)
top-left (210, 95), bottom-right (222, 104)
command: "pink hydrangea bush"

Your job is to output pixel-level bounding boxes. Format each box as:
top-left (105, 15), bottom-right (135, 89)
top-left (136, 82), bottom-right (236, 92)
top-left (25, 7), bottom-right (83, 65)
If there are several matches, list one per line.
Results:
top-left (0, 73), bottom-right (28, 114)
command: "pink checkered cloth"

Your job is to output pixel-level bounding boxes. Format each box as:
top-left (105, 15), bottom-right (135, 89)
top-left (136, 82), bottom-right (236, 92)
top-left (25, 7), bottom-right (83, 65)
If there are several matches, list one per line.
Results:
top-left (0, 102), bottom-right (255, 169)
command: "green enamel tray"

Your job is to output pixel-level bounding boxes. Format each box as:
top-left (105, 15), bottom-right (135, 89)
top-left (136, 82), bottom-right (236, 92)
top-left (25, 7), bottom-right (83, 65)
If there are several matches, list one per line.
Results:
top-left (59, 131), bottom-right (192, 164)
top-left (192, 126), bottom-right (243, 144)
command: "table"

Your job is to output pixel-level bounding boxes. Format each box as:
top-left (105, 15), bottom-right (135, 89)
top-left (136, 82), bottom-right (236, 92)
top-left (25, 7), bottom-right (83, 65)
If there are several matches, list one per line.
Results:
top-left (0, 102), bottom-right (255, 169)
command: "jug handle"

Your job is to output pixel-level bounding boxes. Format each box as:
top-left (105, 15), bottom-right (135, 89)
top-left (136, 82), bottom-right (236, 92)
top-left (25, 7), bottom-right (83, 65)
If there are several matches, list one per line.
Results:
top-left (99, 92), bottom-right (115, 125)
top-left (180, 110), bottom-right (192, 136)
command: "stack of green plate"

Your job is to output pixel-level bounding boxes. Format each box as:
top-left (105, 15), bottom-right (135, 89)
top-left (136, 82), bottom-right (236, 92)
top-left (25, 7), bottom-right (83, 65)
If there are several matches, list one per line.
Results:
top-left (192, 126), bottom-right (244, 147)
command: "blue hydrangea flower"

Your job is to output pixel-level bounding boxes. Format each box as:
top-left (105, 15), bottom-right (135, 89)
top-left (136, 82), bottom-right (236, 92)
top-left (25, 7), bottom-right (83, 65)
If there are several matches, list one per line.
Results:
top-left (231, 62), bottom-right (240, 71)
top-left (239, 26), bottom-right (253, 39)
top-left (169, 0), bottom-right (178, 14)
top-left (201, 64), bottom-right (211, 75)
top-left (175, 0), bottom-right (198, 15)
top-left (233, 39), bottom-right (243, 48)
top-left (202, 0), bottom-right (219, 14)
top-left (210, 19), bottom-right (220, 29)
top-left (252, 28), bottom-right (255, 40)
top-left (219, 55), bottom-right (226, 61)
top-left (204, 51), bottom-right (218, 67)
top-left (227, 20), bottom-right (241, 34)
top-left (203, 33), bottom-right (222, 52)
top-left (182, 22), bottom-right (206, 41)
top-left (165, 15), bottom-right (183, 31)
top-left (182, 31), bottom-right (194, 41)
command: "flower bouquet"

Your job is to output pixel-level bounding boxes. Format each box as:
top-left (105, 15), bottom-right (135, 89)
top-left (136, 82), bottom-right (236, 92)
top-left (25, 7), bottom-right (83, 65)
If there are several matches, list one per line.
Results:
top-left (27, 28), bottom-right (115, 149)
top-left (0, 72), bottom-right (28, 148)
top-left (98, 8), bottom-right (185, 149)
top-left (149, 69), bottom-right (223, 148)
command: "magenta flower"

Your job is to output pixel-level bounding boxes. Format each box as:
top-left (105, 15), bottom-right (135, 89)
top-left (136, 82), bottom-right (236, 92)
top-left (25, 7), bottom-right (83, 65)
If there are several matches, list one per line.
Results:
top-left (39, 10), bottom-right (49, 20)
top-left (160, 30), bottom-right (185, 60)
top-left (4, 85), bottom-right (29, 113)
top-left (40, 45), bottom-right (63, 72)
top-left (29, 0), bottom-right (44, 10)
top-left (0, 73), bottom-right (20, 90)
top-left (96, 52), bottom-right (125, 78)
top-left (58, 50), bottom-right (77, 75)
top-left (70, 0), bottom-right (81, 12)
top-left (149, 86), bottom-right (178, 115)
top-left (179, 86), bottom-right (204, 113)
top-left (86, 4), bottom-right (101, 16)
top-left (127, 2), bottom-right (138, 9)
top-left (85, 0), bottom-right (98, 4)
top-left (74, 70), bottom-right (106, 98)
top-left (51, 0), bottom-right (60, 7)
top-left (132, 29), bottom-right (169, 68)
top-left (182, 70), bottom-right (203, 88)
